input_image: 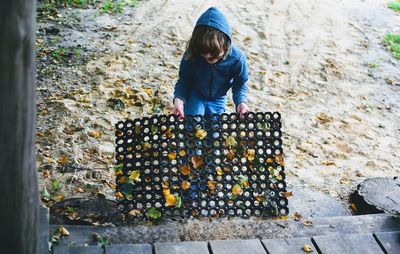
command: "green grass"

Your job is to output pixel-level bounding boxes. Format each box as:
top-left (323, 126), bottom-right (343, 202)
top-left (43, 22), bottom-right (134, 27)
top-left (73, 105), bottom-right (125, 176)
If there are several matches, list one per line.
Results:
top-left (100, 0), bottom-right (125, 14)
top-left (51, 46), bottom-right (82, 63)
top-left (388, 1), bottom-right (400, 12)
top-left (383, 33), bottom-right (400, 59)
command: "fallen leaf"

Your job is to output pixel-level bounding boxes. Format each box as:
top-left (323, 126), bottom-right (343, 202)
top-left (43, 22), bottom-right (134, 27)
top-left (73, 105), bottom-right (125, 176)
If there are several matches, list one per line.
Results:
top-left (168, 151), bottom-right (177, 160)
top-left (195, 129), bottom-right (207, 140)
top-left (226, 149), bottom-right (235, 161)
top-left (58, 226), bottom-right (69, 236)
top-left (57, 155), bottom-right (69, 165)
top-left (41, 169), bottom-right (50, 179)
top-left (245, 149), bottom-right (256, 161)
top-left (147, 207), bottom-right (161, 220)
top-left (116, 192), bottom-right (124, 200)
top-left (293, 212), bottom-right (302, 221)
top-left (178, 149), bottom-right (186, 157)
top-left (281, 191), bottom-right (293, 198)
top-left (232, 184), bottom-right (243, 196)
top-left (128, 209), bottom-right (142, 216)
top-left (303, 244), bottom-right (314, 252)
top-left (182, 181), bottom-right (190, 190)
top-left (207, 180), bottom-right (216, 190)
top-left (180, 165), bottom-right (191, 176)
top-left (274, 154), bottom-right (285, 166)
top-left (75, 187), bottom-right (84, 193)
top-left (53, 193), bottom-right (65, 202)
top-left (163, 188), bottom-right (171, 196)
top-left (88, 131), bottom-right (101, 138)
top-left (129, 170), bottom-right (140, 181)
top-left (303, 220), bottom-right (313, 227)
top-left (316, 112), bottom-right (333, 124)
top-left (175, 194), bottom-right (182, 208)
top-left (191, 155), bottom-right (203, 169)
top-left (165, 194), bottom-right (176, 206)
top-left (224, 135), bottom-right (237, 147)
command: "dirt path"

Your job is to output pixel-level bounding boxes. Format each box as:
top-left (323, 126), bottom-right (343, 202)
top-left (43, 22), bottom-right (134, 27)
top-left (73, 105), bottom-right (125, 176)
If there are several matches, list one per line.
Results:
top-left (36, 0), bottom-right (400, 210)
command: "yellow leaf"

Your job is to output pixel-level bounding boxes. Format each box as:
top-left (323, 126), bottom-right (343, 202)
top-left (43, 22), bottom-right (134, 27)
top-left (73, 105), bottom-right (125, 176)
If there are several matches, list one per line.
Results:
top-left (58, 226), bottom-right (69, 236)
top-left (191, 155), bottom-right (203, 169)
top-left (182, 181), bottom-right (190, 190)
top-left (57, 155), bottom-right (69, 165)
top-left (207, 180), bottom-right (216, 190)
top-left (245, 149), bottom-right (256, 161)
top-left (116, 192), bottom-right (124, 200)
top-left (163, 188), bottom-right (171, 196)
top-left (224, 135), bottom-right (237, 147)
top-left (143, 88), bottom-right (153, 96)
top-left (274, 154), bottom-right (285, 166)
top-left (256, 194), bottom-right (264, 202)
top-left (88, 131), bottom-right (101, 138)
top-left (195, 129), bottom-right (207, 140)
top-left (53, 193), bottom-right (65, 202)
top-left (232, 184), bottom-right (243, 196)
top-left (114, 169), bottom-right (123, 176)
top-left (180, 165), bottom-right (191, 176)
top-left (168, 151), bottom-right (177, 160)
top-left (303, 244), bottom-right (314, 252)
top-left (178, 149), bottom-right (186, 157)
top-left (216, 167), bottom-right (223, 176)
top-left (129, 170), bottom-right (140, 181)
top-left (165, 194), bottom-right (176, 206)
top-left (128, 209), bottom-right (142, 216)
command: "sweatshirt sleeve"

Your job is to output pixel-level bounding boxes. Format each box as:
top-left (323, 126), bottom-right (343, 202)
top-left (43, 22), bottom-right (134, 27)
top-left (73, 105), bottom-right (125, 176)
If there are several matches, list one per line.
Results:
top-left (174, 55), bottom-right (193, 104)
top-left (231, 54), bottom-right (249, 107)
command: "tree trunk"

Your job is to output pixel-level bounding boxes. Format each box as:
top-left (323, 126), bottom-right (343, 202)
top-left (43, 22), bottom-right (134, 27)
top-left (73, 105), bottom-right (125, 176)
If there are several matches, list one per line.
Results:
top-left (0, 1), bottom-right (39, 254)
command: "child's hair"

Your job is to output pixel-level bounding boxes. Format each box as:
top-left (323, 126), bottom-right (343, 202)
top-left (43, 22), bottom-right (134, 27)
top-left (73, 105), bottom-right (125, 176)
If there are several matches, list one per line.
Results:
top-left (186, 26), bottom-right (231, 60)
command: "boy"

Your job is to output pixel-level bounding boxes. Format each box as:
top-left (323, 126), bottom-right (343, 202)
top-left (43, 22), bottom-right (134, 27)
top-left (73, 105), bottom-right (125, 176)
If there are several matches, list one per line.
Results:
top-left (173, 7), bottom-right (249, 118)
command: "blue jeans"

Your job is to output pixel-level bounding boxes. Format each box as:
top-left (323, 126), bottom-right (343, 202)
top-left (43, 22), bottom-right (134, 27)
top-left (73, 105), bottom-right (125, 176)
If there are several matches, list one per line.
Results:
top-left (185, 90), bottom-right (226, 116)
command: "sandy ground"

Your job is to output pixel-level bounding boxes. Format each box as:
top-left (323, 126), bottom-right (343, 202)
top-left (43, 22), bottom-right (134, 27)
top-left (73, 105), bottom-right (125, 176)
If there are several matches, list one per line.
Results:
top-left (36, 0), bottom-right (400, 211)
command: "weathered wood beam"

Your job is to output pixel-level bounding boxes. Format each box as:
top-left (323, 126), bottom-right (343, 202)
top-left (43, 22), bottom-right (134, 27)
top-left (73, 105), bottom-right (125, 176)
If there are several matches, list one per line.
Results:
top-left (0, 0), bottom-right (39, 253)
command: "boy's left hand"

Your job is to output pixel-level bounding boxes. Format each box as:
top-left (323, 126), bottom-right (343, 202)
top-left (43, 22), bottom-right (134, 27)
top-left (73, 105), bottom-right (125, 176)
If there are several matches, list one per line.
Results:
top-left (237, 102), bottom-right (249, 119)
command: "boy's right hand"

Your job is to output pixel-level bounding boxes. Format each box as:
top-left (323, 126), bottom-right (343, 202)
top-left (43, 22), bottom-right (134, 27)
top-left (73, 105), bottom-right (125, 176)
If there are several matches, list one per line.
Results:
top-left (173, 98), bottom-right (185, 119)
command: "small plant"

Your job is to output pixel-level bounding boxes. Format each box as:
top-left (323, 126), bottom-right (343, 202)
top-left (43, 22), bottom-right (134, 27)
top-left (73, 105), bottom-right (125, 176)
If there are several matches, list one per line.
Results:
top-left (100, 0), bottom-right (125, 14)
top-left (383, 33), bottom-right (400, 59)
top-left (388, 1), bottom-right (400, 12)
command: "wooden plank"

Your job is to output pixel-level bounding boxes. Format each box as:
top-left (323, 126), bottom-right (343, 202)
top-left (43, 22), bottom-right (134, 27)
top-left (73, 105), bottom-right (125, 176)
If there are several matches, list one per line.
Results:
top-left (290, 214), bottom-right (400, 238)
top-left (106, 244), bottom-right (152, 254)
top-left (154, 241), bottom-right (209, 254)
top-left (0, 0), bottom-right (39, 253)
top-left (312, 233), bottom-right (384, 254)
top-left (53, 246), bottom-right (103, 254)
top-left (209, 239), bottom-right (266, 254)
top-left (39, 207), bottom-right (50, 254)
top-left (374, 231), bottom-right (400, 254)
top-left (262, 237), bottom-right (315, 254)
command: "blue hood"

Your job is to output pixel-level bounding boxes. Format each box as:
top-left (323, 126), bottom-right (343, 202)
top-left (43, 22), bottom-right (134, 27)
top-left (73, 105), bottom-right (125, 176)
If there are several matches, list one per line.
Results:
top-left (174, 7), bottom-right (248, 110)
top-left (195, 7), bottom-right (232, 41)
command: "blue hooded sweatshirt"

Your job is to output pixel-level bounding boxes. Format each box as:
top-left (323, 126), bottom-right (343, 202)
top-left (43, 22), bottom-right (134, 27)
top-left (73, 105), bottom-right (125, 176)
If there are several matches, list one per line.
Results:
top-left (174, 7), bottom-right (248, 108)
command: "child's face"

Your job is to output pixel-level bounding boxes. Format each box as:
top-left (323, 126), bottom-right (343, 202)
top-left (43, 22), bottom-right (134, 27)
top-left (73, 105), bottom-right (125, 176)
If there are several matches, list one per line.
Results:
top-left (201, 50), bottom-right (225, 64)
